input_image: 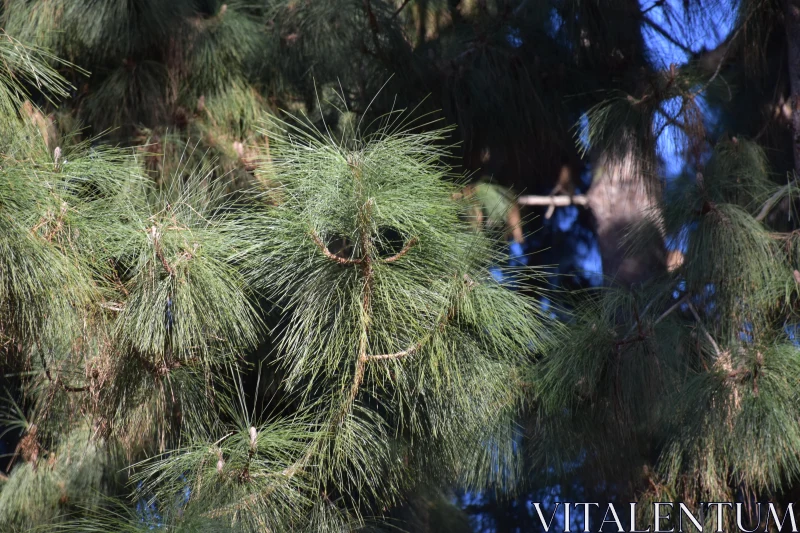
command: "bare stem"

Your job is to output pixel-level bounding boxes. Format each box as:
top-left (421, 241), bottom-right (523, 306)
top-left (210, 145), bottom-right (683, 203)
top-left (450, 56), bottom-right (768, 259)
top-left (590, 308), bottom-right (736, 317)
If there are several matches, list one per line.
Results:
top-left (755, 179), bottom-right (796, 222)
top-left (366, 342), bottom-right (420, 361)
top-left (382, 237), bottom-right (417, 263)
top-left (516, 194), bottom-right (588, 207)
top-left (687, 302), bottom-right (722, 356)
top-left (150, 226), bottom-right (175, 276)
top-left (392, 0), bottom-right (413, 18)
top-left (38, 348), bottom-right (89, 393)
top-left (310, 231), bottom-right (362, 265)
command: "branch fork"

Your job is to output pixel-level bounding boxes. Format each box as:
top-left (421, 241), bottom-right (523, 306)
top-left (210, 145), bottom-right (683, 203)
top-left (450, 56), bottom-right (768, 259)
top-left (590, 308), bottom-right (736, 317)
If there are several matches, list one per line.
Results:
top-left (148, 225), bottom-right (175, 276)
top-left (310, 230), bottom-right (418, 265)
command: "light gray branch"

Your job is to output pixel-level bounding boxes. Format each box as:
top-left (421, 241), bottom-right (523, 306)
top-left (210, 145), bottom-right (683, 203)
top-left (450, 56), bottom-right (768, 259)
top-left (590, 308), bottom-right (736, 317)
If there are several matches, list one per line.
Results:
top-left (516, 195), bottom-right (588, 207)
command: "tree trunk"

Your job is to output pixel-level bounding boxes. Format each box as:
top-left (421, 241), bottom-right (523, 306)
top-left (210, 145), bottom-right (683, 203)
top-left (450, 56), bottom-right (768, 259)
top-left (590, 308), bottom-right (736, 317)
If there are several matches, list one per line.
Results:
top-left (588, 132), bottom-right (666, 287)
top-left (582, 0), bottom-right (667, 288)
top-left (785, 0), bottom-right (800, 173)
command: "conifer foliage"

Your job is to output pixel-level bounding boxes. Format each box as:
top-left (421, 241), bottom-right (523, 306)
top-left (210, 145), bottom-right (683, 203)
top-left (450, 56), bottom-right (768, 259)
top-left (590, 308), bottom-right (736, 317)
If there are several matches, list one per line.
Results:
top-left (0, 30), bottom-right (550, 530)
top-left (8, 0), bottom-right (800, 531)
top-left (535, 136), bottom-right (800, 527)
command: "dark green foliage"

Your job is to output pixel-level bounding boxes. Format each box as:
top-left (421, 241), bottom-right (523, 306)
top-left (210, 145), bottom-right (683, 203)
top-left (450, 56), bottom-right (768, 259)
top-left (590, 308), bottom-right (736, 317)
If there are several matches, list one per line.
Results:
top-left (6, 0), bottom-right (800, 531)
top-left (536, 78), bottom-right (800, 523)
top-left (0, 29), bottom-right (553, 528)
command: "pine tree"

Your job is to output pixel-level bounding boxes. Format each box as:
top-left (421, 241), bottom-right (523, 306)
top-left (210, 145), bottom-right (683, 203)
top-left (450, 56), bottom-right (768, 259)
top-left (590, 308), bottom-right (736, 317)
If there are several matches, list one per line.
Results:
top-left (531, 1), bottom-right (800, 529)
top-left (0, 29), bottom-right (552, 529)
top-left (7, 1), bottom-right (800, 531)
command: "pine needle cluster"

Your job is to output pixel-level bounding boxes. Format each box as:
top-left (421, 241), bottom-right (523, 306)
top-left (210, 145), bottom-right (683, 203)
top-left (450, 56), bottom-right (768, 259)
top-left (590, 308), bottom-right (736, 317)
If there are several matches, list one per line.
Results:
top-left (0, 35), bottom-right (553, 531)
top-left (535, 133), bottom-right (800, 521)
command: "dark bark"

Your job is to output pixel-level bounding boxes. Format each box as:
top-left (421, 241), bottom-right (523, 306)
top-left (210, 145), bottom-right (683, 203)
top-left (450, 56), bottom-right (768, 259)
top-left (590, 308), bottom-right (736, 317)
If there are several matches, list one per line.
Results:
top-left (588, 132), bottom-right (666, 288)
top-left (785, 0), bottom-right (800, 173)
top-left (584, 0), bottom-right (667, 287)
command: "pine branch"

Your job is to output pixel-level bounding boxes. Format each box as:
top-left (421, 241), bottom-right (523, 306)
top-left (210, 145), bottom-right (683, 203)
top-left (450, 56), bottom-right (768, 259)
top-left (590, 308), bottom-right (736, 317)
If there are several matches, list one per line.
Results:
top-left (785, 0), bottom-right (800, 172)
top-left (310, 231), bottom-right (362, 265)
top-left (687, 302), bottom-right (721, 356)
top-left (189, 119), bottom-right (550, 526)
top-left (755, 179), bottom-right (797, 221)
top-left (255, 271), bottom-right (479, 502)
top-left (643, 16), bottom-right (693, 56)
top-left (393, 0), bottom-right (414, 18)
top-left (149, 226), bottom-right (175, 276)
top-left (616, 292), bottom-right (688, 348)
top-left (272, 172), bottom-right (381, 491)
top-left (382, 237), bottom-right (417, 262)
top-left (366, 344), bottom-right (419, 361)
top-left (516, 195), bottom-right (588, 207)
top-left (363, 0), bottom-right (382, 54)
top-left (688, 7), bottom-right (757, 99)
top-left (613, 291), bottom-right (721, 359)
top-left (38, 349), bottom-right (89, 393)
top-left (344, 192), bottom-right (376, 419)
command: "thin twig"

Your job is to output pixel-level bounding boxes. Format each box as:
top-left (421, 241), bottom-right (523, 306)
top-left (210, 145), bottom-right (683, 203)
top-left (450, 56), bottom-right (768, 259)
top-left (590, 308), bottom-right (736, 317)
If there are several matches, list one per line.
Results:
top-left (642, 16), bottom-right (692, 55)
top-left (512, 0), bottom-right (530, 16)
top-left (687, 302), bottom-right (722, 356)
top-left (618, 293), bottom-right (688, 347)
top-left (641, 0), bottom-right (665, 16)
top-left (139, 355), bottom-right (197, 377)
top-left (363, 0), bottom-right (382, 54)
top-left (99, 301), bottom-right (125, 312)
top-left (110, 261), bottom-right (129, 296)
top-left (654, 99), bottom-right (689, 140)
top-left (614, 334), bottom-right (647, 350)
top-left (149, 226), bottom-right (175, 276)
top-left (382, 237), bottom-right (417, 263)
top-left (392, 0), bottom-right (413, 18)
top-left (690, 8), bottom-right (756, 99)
top-left (366, 273), bottom-right (476, 361)
top-left (755, 179), bottom-right (796, 222)
top-left (654, 294), bottom-right (689, 326)
top-left (367, 342), bottom-right (421, 361)
top-left (516, 194), bottom-right (588, 207)
top-left (38, 349), bottom-right (89, 393)
top-left (310, 231), bottom-right (362, 265)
